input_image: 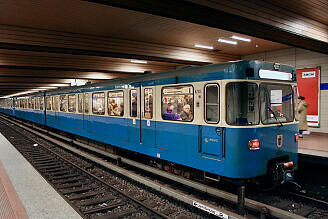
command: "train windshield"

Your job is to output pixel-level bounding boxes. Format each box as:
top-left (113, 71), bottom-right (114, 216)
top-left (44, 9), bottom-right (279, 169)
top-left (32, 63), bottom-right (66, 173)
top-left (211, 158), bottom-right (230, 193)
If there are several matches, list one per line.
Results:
top-left (226, 82), bottom-right (259, 125)
top-left (260, 83), bottom-right (294, 124)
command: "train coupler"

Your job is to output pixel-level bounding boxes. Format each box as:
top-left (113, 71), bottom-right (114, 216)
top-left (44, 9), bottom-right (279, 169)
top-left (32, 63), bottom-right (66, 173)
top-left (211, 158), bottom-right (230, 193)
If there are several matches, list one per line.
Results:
top-left (272, 162), bottom-right (295, 185)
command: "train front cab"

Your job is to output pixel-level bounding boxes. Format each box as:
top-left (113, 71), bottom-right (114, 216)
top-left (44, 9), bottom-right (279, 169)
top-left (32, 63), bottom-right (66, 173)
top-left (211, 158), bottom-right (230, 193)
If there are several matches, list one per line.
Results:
top-left (221, 78), bottom-right (298, 185)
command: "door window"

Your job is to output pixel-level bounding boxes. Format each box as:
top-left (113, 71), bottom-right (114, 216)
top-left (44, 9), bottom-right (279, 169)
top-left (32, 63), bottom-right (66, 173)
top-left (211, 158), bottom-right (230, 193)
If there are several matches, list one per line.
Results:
top-left (130, 89), bottom-right (137, 117)
top-left (205, 84), bottom-right (220, 123)
top-left (144, 88), bottom-right (153, 119)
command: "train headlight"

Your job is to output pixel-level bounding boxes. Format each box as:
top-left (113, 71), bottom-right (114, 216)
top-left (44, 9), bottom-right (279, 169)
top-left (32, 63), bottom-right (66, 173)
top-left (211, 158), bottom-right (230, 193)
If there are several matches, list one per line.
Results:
top-left (248, 139), bottom-right (260, 150)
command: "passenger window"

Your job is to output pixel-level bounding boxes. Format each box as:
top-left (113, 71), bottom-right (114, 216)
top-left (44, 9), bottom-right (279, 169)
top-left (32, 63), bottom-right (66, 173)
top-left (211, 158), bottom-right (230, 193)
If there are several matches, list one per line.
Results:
top-left (46, 96), bottom-right (52, 110)
top-left (78, 94), bottom-right (83, 113)
top-left (92, 92), bottom-right (105, 115)
top-left (40, 97), bottom-right (44, 110)
top-left (31, 98), bottom-right (35, 109)
top-left (59, 95), bottom-right (67, 112)
top-left (84, 93), bottom-right (89, 113)
top-left (108, 91), bottom-right (124, 117)
top-left (205, 84), bottom-right (219, 123)
top-left (68, 95), bottom-right (76, 112)
top-left (52, 96), bottom-right (58, 111)
top-left (35, 98), bottom-right (39, 110)
top-left (130, 89), bottom-right (137, 117)
top-left (162, 85), bottom-right (194, 122)
top-left (28, 98), bottom-right (32, 109)
top-left (144, 88), bottom-right (153, 119)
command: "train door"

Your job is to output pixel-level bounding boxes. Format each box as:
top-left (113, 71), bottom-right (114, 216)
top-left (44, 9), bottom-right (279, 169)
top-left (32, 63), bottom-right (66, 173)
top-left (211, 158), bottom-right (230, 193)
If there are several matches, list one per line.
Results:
top-left (201, 83), bottom-right (224, 159)
top-left (128, 88), bottom-right (141, 144)
top-left (140, 86), bottom-right (155, 147)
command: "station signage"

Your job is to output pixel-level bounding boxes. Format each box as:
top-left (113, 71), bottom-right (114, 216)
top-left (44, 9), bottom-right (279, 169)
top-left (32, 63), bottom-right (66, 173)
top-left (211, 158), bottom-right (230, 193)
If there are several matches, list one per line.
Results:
top-left (296, 67), bottom-right (320, 127)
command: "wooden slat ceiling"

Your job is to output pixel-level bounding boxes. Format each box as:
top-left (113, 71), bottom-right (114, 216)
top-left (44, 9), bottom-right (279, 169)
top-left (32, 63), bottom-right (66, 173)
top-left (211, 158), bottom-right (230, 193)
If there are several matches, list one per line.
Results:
top-left (0, 0), bottom-right (326, 97)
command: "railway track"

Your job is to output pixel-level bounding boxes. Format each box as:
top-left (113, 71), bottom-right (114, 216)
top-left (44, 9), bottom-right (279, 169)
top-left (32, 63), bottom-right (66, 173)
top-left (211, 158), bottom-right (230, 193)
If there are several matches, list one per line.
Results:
top-left (1, 114), bottom-right (326, 218)
top-left (0, 118), bottom-right (225, 218)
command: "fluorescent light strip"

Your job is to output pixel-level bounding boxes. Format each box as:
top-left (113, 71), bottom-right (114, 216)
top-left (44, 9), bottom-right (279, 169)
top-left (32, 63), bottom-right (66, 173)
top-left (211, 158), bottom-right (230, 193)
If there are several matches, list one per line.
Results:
top-left (218, 38), bottom-right (237, 45)
top-left (194, 44), bottom-right (214, 50)
top-left (131, 60), bottom-right (147, 64)
top-left (231, 35), bottom-right (251, 42)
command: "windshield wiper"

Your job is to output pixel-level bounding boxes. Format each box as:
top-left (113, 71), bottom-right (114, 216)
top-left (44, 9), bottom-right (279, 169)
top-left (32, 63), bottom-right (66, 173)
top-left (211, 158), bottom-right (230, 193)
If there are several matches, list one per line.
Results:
top-left (267, 107), bottom-right (283, 127)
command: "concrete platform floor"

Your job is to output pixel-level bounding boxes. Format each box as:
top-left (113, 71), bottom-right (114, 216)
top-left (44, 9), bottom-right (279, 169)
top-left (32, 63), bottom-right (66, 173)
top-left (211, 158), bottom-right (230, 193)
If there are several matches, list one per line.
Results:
top-left (0, 131), bottom-right (82, 219)
top-left (298, 132), bottom-right (328, 158)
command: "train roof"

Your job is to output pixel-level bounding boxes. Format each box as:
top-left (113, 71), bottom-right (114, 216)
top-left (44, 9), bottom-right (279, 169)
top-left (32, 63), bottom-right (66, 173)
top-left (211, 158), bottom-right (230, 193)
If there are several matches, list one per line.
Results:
top-left (19, 60), bottom-right (297, 97)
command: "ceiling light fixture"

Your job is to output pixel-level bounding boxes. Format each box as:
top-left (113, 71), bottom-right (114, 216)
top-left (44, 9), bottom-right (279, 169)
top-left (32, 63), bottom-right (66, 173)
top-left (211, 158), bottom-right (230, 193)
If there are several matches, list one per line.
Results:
top-left (131, 60), bottom-right (147, 64)
top-left (194, 44), bottom-right (214, 50)
top-left (218, 38), bottom-right (237, 45)
top-left (231, 35), bottom-right (251, 42)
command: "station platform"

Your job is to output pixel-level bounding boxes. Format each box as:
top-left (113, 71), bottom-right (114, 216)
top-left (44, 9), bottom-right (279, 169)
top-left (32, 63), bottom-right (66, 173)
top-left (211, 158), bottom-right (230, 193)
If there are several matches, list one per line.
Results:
top-left (0, 132), bottom-right (82, 219)
top-left (298, 132), bottom-right (328, 158)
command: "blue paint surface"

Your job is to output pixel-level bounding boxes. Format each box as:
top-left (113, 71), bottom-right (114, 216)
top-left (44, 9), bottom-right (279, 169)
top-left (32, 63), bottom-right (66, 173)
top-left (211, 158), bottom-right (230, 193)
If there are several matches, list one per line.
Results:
top-left (5, 108), bottom-right (298, 179)
top-left (321, 83), bottom-right (328, 90)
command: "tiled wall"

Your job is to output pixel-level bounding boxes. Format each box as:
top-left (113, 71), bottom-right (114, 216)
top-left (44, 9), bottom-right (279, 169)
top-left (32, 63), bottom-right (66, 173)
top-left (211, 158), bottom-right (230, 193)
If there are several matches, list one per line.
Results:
top-left (243, 48), bottom-right (328, 133)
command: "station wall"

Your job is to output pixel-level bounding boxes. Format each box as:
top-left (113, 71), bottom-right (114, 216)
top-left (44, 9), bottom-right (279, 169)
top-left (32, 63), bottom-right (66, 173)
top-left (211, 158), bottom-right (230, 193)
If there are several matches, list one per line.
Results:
top-left (243, 48), bottom-right (328, 133)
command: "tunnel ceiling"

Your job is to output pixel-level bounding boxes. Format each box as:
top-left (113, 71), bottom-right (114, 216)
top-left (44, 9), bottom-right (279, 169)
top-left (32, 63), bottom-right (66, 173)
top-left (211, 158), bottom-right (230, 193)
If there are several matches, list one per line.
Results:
top-left (0, 0), bottom-right (327, 97)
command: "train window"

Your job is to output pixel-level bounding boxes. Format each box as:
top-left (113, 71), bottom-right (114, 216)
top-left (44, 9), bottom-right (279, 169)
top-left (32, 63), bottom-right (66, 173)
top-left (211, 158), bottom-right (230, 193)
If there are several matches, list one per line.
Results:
top-left (130, 89), bottom-right (137, 117)
top-left (260, 84), bottom-right (293, 124)
top-left (162, 85), bottom-right (194, 122)
top-left (52, 96), bottom-right (59, 111)
top-left (28, 98), bottom-right (32, 109)
top-left (40, 97), bottom-right (44, 110)
top-left (226, 82), bottom-right (259, 125)
top-left (31, 98), bottom-right (35, 109)
top-left (68, 95), bottom-right (76, 112)
top-left (59, 95), bottom-right (67, 112)
top-left (108, 91), bottom-right (124, 117)
top-left (35, 98), bottom-right (40, 110)
top-left (84, 93), bottom-right (89, 113)
top-left (78, 94), bottom-right (83, 113)
top-left (46, 96), bottom-right (52, 110)
top-left (144, 88), bottom-right (153, 119)
top-left (293, 86), bottom-right (299, 121)
top-left (92, 92), bottom-right (105, 115)
top-left (205, 84), bottom-right (219, 123)
top-left (14, 99), bottom-right (18, 108)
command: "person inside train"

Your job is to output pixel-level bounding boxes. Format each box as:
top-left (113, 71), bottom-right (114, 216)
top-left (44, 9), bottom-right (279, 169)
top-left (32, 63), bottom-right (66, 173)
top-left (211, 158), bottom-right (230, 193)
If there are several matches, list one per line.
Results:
top-left (119, 103), bottom-right (124, 116)
top-left (179, 104), bottom-right (192, 121)
top-left (163, 104), bottom-right (180, 120)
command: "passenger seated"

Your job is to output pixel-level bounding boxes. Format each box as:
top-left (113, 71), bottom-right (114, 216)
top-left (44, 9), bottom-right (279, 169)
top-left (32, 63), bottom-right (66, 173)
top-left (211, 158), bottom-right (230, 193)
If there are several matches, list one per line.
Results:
top-left (163, 105), bottom-right (180, 120)
top-left (179, 104), bottom-right (192, 121)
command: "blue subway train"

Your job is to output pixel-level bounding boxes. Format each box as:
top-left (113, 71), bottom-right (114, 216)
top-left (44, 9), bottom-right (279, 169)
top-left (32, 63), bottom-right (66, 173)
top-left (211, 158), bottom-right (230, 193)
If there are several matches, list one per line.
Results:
top-left (0, 60), bottom-right (299, 185)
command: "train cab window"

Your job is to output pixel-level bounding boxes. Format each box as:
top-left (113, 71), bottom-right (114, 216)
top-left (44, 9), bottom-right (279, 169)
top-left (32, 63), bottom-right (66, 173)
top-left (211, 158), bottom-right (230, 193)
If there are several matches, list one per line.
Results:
top-left (205, 84), bottom-right (220, 123)
top-left (260, 84), bottom-right (293, 124)
top-left (293, 86), bottom-right (298, 121)
top-left (144, 88), bottom-right (153, 119)
top-left (68, 95), bottom-right (76, 112)
top-left (84, 93), bottom-right (89, 113)
top-left (78, 94), bottom-right (83, 113)
top-left (108, 91), bottom-right (124, 116)
top-left (162, 85), bottom-right (194, 122)
top-left (226, 82), bottom-right (259, 125)
top-left (59, 95), bottom-right (67, 112)
top-left (40, 97), bottom-right (44, 110)
top-left (46, 96), bottom-right (52, 110)
top-left (130, 89), bottom-right (137, 117)
top-left (92, 92), bottom-right (105, 115)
